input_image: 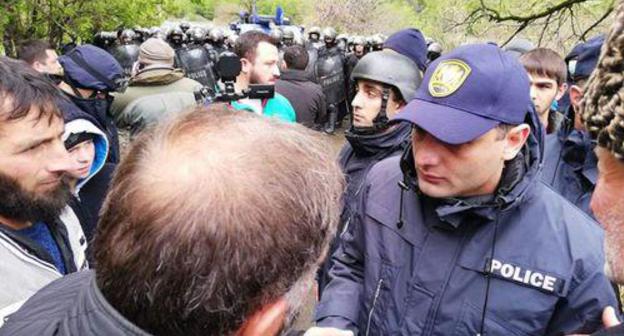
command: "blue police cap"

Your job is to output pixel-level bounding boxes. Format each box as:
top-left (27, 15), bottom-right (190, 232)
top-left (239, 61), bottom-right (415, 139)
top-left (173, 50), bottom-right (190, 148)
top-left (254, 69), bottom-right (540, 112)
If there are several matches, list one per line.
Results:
top-left (393, 43), bottom-right (531, 145)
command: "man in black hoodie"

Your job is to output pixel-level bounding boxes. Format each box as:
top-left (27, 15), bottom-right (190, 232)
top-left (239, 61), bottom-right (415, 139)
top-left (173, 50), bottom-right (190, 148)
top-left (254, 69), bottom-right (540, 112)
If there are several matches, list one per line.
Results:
top-left (276, 44), bottom-right (326, 130)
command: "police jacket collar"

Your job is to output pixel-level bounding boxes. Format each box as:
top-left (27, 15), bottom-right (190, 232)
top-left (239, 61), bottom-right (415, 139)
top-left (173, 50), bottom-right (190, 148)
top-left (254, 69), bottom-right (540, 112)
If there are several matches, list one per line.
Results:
top-left (400, 106), bottom-right (543, 229)
top-left (346, 122), bottom-right (411, 157)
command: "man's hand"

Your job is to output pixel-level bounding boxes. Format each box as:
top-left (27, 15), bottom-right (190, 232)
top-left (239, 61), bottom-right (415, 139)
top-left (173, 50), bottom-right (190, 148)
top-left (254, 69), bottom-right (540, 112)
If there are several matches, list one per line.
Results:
top-left (304, 327), bottom-right (354, 336)
top-left (568, 306), bottom-right (621, 335)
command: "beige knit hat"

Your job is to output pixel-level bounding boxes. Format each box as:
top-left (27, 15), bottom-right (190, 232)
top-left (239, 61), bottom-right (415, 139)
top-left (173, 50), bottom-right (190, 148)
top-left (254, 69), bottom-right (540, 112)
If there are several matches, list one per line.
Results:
top-left (138, 38), bottom-right (175, 66)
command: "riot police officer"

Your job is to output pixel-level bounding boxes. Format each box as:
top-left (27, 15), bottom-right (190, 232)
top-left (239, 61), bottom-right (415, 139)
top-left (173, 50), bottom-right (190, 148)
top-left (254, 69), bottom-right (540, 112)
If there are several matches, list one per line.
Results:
top-left (307, 26), bottom-right (322, 49)
top-left (167, 27), bottom-right (186, 50)
top-left (283, 29), bottom-right (295, 47)
top-left (173, 27), bottom-right (217, 88)
top-left (316, 27), bottom-right (349, 133)
top-left (110, 29), bottom-right (140, 78)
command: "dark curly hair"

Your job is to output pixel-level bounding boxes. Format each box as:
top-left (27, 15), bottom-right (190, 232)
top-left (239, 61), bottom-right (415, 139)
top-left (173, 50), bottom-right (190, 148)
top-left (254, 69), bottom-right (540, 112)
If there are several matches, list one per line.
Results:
top-left (581, 1), bottom-right (624, 160)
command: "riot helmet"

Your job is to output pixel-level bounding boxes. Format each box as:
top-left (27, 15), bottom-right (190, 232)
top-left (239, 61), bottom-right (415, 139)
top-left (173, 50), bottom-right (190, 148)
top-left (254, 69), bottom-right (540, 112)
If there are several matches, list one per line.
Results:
top-left (350, 51), bottom-right (422, 133)
top-left (427, 42), bottom-right (443, 63)
top-left (270, 29), bottom-right (284, 46)
top-left (188, 27), bottom-right (205, 45)
top-left (352, 36), bottom-right (367, 57)
top-left (209, 27), bottom-right (225, 44)
top-left (167, 27), bottom-right (186, 47)
top-left (371, 35), bottom-right (384, 51)
top-left (180, 22), bottom-right (191, 33)
top-left (323, 27), bottom-right (337, 46)
top-left (119, 29), bottom-right (136, 45)
top-left (308, 26), bottom-right (321, 42)
top-left (283, 29), bottom-right (295, 46)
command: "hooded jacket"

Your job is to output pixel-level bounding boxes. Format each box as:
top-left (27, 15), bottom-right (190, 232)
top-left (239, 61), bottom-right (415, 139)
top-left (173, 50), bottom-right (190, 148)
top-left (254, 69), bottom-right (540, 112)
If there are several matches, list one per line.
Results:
top-left (0, 208), bottom-right (88, 325)
top-left (315, 109), bottom-right (617, 335)
top-left (63, 118), bottom-right (114, 242)
top-left (542, 108), bottom-right (596, 216)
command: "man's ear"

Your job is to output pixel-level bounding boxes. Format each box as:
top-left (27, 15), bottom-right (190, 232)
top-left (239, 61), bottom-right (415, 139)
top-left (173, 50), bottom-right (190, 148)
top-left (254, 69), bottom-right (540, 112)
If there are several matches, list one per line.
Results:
top-left (503, 124), bottom-right (531, 161)
top-left (240, 58), bottom-right (252, 75)
top-left (235, 298), bottom-right (287, 336)
top-left (32, 61), bottom-right (45, 73)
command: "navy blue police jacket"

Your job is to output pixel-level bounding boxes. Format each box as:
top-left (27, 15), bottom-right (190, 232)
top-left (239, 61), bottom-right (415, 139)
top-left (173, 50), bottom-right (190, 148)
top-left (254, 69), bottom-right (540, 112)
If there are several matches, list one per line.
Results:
top-left (542, 111), bottom-right (596, 216)
top-left (315, 111), bottom-right (617, 335)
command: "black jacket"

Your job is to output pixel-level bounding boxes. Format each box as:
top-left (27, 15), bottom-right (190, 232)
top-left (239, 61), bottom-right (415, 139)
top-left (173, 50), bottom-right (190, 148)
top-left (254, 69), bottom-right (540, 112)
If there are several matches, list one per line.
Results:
top-left (0, 270), bottom-right (308, 336)
top-left (275, 69), bottom-right (326, 129)
top-left (0, 270), bottom-right (150, 335)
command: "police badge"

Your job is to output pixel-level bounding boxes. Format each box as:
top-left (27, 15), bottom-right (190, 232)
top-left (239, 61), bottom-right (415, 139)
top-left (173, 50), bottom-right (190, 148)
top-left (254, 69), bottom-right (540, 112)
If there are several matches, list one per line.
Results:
top-left (428, 59), bottom-right (471, 97)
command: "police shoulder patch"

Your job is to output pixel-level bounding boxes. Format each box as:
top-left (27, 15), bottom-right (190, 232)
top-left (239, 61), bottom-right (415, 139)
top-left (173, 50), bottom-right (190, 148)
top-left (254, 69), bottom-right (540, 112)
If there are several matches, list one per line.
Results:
top-left (428, 59), bottom-right (471, 98)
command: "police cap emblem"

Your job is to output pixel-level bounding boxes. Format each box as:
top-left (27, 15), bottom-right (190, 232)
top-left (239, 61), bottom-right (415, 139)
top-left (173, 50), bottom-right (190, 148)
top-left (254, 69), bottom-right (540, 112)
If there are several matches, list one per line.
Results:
top-left (428, 59), bottom-right (471, 97)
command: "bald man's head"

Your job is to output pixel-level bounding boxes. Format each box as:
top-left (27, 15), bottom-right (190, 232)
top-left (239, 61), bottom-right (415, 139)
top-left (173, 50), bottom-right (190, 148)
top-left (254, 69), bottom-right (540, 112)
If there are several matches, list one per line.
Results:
top-left (93, 105), bottom-right (344, 335)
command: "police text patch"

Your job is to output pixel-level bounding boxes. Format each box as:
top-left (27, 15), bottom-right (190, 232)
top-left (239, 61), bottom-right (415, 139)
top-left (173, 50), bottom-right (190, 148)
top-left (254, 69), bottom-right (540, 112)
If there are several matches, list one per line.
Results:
top-left (486, 258), bottom-right (565, 295)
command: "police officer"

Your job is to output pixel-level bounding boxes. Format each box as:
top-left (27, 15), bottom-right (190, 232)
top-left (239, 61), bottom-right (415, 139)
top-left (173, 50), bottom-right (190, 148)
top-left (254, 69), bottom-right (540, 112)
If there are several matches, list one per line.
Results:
top-left (172, 27), bottom-right (217, 88)
top-left (110, 29), bottom-right (140, 78)
top-left (317, 50), bottom-right (422, 294)
top-left (351, 36), bottom-right (367, 59)
top-left (283, 29), bottom-right (295, 47)
top-left (167, 27), bottom-right (186, 50)
top-left (307, 26), bottom-right (323, 49)
top-left (311, 43), bottom-right (617, 335)
top-left (316, 27), bottom-right (348, 133)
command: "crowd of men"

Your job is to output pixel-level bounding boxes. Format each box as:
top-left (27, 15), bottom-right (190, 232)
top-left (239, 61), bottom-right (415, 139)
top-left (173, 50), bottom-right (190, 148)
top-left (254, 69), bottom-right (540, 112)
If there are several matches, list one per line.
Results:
top-left (2, 4), bottom-right (624, 335)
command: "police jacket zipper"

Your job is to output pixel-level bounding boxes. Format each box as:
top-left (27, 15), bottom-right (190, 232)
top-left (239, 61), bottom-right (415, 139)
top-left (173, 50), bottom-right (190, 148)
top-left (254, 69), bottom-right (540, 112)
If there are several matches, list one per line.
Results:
top-left (366, 278), bottom-right (384, 336)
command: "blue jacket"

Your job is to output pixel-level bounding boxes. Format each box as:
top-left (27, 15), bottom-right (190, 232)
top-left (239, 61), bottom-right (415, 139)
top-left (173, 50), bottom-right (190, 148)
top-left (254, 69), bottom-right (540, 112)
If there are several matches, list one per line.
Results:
top-left (315, 111), bottom-right (617, 335)
top-left (542, 113), bottom-right (596, 216)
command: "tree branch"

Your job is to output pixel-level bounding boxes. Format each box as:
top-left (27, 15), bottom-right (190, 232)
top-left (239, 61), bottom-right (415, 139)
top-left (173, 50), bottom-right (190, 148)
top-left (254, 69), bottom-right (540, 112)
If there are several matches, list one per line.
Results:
top-left (580, 3), bottom-right (616, 41)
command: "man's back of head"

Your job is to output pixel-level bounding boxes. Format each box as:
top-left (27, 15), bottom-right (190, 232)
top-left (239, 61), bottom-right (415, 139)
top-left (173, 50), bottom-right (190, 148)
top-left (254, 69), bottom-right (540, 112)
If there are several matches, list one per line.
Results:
top-left (283, 45), bottom-right (309, 71)
top-left (93, 105), bottom-right (344, 335)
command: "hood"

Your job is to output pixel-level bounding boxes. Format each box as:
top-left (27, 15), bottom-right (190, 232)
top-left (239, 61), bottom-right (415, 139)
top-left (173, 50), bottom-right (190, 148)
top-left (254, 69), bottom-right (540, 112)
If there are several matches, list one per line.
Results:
top-left (129, 67), bottom-right (185, 86)
top-left (345, 122), bottom-right (411, 157)
top-left (62, 118), bottom-right (110, 193)
top-left (398, 104), bottom-right (544, 225)
top-left (279, 69), bottom-right (315, 82)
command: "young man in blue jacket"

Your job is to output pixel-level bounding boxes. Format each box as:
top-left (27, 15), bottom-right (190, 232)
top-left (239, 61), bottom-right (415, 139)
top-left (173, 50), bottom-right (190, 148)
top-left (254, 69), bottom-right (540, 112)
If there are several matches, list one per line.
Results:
top-left (311, 43), bottom-right (617, 336)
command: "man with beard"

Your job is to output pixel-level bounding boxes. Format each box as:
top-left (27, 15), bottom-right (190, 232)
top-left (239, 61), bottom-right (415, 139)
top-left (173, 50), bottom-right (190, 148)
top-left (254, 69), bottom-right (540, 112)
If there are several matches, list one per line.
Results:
top-left (0, 57), bottom-right (88, 323)
top-left (231, 31), bottom-right (295, 123)
top-left (0, 106), bottom-right (344, 336)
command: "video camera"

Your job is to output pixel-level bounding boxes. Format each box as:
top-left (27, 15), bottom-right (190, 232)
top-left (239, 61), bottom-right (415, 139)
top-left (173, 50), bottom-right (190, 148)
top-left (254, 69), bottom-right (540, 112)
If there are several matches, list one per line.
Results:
top-left (194, 51), bottom-right (274, 104)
